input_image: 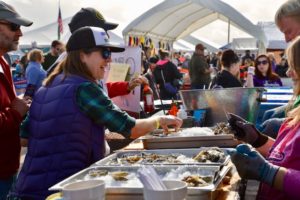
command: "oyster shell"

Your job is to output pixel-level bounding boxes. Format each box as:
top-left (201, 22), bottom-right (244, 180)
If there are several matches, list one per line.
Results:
top-left (111, 171), bottom-right (129, 181)
top-left (182, 175), bottom-right (212, 187)
top-left (193, 147), bottom-right (225, 162)
top-left (212, 122), bottom-right (234, 135)
top-left (88, 169), bottom-right (108, 177)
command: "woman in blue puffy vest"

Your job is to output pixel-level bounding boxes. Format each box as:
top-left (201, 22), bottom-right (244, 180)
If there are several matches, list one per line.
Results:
top-left (9, 27), bottom-right (182, 200)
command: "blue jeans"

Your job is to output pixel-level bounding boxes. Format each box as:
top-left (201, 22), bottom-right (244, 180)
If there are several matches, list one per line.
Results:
top-left (191, 84), bottom-right (209, 90)
top-left (0, 174), bottom-right (16, 200)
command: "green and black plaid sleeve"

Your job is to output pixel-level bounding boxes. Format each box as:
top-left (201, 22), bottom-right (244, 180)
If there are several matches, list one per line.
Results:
top-left (76, 82), bottom-right (136, 138)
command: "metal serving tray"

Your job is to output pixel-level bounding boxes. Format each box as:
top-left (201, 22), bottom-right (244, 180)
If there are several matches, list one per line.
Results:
top-left (140, 130), bottom-right (238, 149)
top-left (94, 148), bottom-right (230, 166)
top-left (50, 165), bottom-right (231, 200)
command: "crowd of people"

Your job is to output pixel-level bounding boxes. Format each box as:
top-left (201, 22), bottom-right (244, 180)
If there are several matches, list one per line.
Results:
top-left (1, 0), bottom-right (300, 200)
top-left (140, 41), bottom-right (288, 99)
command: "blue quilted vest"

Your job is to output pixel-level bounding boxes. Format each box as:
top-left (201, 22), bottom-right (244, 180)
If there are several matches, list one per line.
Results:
top-left (11, 74), bottom-right (105, 199)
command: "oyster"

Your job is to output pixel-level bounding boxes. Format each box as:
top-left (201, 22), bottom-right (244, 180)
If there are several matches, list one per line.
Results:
top-left (115, 153), bottom-right (181, 165)
top-left (88, 169), bottom-right (108, 177)
top-left (143, 153), bottom-right (180, 164)
top-left (111, 171), bottom-right (129, 181)
top-left (125, 155), bottom-right (142, 164)
top-left (212, 122), bottom-right (234, 135)
top-left (193, 147), bottom-right (225, 162)
top-left (182, 175), bottom-right (212, 187)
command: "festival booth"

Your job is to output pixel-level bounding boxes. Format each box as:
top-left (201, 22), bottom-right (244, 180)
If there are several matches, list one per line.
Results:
top-left (47, 1), bottom-right (275, 199)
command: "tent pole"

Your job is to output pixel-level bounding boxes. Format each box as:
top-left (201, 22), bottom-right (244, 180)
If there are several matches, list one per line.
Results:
top-left (227, 19), bottom-right (231, 44)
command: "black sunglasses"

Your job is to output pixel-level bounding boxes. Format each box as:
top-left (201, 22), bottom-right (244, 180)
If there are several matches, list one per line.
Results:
top-left (0, 21), bottom-right (20, 32)
top-left (101, 48), bottom-right (111, 60)
top-left (257, 60), bottom-right (268, 65)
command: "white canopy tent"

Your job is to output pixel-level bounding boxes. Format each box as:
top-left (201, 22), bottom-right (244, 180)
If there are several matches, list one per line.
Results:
top-left (173, 40), bottom-right (193, 51)
top-left (19, 17), bottom-right (72, 48)
top-left (123, 0), bottom-right (267, 53)
top-left (257, 21), bottom-right (287, 50)
top-left (220, 38), bottom-right (258, 56)
top-left (19, 17), bottom-right (124, 48)
top-left (231, 38), bottom-right (258, 51)
top-left (182, 35), bottom-right (220, 52)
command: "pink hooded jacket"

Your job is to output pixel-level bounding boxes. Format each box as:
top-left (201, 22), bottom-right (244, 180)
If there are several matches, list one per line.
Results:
top-left (257, 121), bottom-right (300, 199)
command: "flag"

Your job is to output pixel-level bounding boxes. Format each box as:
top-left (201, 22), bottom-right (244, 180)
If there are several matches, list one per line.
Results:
top-left (57, 1), bottom-right (63, 40)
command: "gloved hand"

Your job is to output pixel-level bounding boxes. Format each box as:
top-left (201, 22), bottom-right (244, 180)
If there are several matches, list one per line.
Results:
top-left (228, 113), bottom-right (268, 148)
top-left (228, 144), bottom-right (279, 186)
top-left (258, 118), bottom-right (285, 139)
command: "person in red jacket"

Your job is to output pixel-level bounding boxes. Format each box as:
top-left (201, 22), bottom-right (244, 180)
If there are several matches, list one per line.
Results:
top-left (0, 1), bottom-right (32, 198)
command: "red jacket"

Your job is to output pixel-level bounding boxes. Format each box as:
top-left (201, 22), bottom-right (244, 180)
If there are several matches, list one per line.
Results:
top-left (106, 81), bottom-right (129, 98)
top-left (0, 56), bottom-right (22, 179)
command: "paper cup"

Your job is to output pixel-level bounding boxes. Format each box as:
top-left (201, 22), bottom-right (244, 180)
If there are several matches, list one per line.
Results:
top-left (248, 66), bottom-right (255, 75)
top-left (143, 180), bottom-right (187, 200)
top-left (62, 180), bottom-right (105, 200)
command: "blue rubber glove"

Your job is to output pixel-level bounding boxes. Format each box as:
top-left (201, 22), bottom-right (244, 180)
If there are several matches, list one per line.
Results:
top-left (258, 118), bottom-right (285, 139)
top-left (227, 144), bottom-right (279, 186)
top-left (228, 113), bottom-right (268, 148)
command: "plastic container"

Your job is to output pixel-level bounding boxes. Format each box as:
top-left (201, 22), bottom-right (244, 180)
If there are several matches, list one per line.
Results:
top-left (62, 180), bottom-right (105, 200)
top-left (143, 180), bottom-right (187, 200)
top-left (177, 105), bottom-right (188, 119)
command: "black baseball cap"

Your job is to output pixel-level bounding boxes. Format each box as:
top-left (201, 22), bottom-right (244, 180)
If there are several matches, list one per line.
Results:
top-left (67, 26), bottom-right (125, 52)
top-left (0, 1), bottom-right (32, 26)
top-left (68, 8), bottom-right (118, 33)
top-left (149, 56), bottom-right (158, 64)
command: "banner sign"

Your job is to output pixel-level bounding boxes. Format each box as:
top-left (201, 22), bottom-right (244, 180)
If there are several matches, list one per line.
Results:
top-left (104, 47), bottom-right (142, 113)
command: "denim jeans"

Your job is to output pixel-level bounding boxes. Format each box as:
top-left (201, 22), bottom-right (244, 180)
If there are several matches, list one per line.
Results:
top-left (0, 174), bottom-right (16, 200)
top-left (191, 84), bottom-right (209, 90)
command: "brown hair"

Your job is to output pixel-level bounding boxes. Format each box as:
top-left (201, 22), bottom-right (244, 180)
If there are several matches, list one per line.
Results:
top-left (51, 40), bottom-right (63, 48)
top-left (254, 54), bottom-right (280, 81)
top-left (44, 48), bottom-right (101, 86)
top-left (28, 49), bottom-right (43, 62)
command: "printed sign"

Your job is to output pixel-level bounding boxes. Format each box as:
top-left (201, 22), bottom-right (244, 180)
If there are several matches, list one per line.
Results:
top-left (104, 47), bottom-right (142, 113)
top-left (106, 63), bottom-right (130, 82)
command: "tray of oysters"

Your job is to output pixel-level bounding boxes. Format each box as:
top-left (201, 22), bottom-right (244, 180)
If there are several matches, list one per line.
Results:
top-left (94, 147), bottom-right (229, 166)
top-left (50, 164), bottom-right (231, 197)
top-left (140, 123), bottom-right (238, 149)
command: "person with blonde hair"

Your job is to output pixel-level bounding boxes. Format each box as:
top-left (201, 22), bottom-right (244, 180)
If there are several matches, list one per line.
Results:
top-left (24, 48), bottom-right (46, 99)
top-left (9, 27), bottom-right (182, 199)
top-left (228, 36), bottom-right (300, 200)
